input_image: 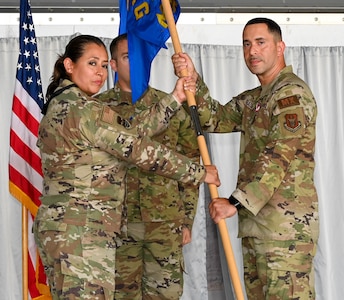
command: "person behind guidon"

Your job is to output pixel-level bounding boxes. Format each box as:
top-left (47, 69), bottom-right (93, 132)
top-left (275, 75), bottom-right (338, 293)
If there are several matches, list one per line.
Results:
top-left (97, 33), bottom-right (202, 300)
top-left (33, 34), bottom-right (220, 300)
top-left (173, 17), bottom-right (318, 299)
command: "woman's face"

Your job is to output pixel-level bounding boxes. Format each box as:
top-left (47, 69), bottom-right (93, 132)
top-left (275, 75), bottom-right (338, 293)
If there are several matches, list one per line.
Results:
top-left (64, 43), bottom-right (109, 96)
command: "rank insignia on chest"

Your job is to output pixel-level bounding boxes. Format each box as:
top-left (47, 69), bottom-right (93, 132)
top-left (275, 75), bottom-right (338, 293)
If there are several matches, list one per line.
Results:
top-left (117, 115), bottom-right (131, 129)
top-left (284, 113), bottom-right (301, 132)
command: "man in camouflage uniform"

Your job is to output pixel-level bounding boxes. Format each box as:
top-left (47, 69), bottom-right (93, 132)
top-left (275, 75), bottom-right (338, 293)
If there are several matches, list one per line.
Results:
top-left (33, 78), bottom-right (218, 300)
top-left (173, 18), bottom-right (319, 299)
top-left (96, 34), bottom-right (201, 299)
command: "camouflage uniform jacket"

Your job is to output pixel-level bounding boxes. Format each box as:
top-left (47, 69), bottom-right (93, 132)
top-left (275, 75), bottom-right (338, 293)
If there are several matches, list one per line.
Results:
top-left (97, 83), bottom-right (200, 228)
top-left (37, 79), bottom-right (206, 234)
top-left (196, 66), bottom-right (318, 242)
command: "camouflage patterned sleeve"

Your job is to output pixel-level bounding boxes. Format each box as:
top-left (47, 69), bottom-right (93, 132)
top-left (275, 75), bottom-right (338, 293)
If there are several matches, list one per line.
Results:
top-left (194, 75), bottom-right (242, 132)
top-left (98, 88), bottom-right (182, 138)
top-left (91, 104), bottom-right (206, 185)
top-left (133, 94), bottom-right (182, 137)
top-left (180, 183), bottom-right (199, 229)
top-left (232, 136), bottom-right (301, 215)
top-left (232, 84), bottom-right (317, 216)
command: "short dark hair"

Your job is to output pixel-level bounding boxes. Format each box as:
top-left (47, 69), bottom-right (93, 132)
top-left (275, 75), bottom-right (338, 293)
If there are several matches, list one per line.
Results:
top-left (245, 18), bottom-right (282, 40)
top-left (109, 33), bottom-right (127, 60)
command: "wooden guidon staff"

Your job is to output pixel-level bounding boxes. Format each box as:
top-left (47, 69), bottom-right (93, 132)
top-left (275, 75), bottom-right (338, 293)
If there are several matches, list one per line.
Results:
top-left (161, 0), bottom-right (245, 299)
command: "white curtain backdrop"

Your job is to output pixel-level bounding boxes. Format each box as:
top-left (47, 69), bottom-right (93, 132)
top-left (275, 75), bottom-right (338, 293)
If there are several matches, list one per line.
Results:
top-left (1, 35), bottom-right (344, 300)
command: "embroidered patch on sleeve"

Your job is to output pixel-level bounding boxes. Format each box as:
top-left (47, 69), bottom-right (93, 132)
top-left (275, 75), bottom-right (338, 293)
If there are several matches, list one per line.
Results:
top-left (277, 95), bottom-right (300, 109)
top-left (100, 106), bottom-right (115, 124)
top-left (284, 113), bottom-right (301, 132)
top-left (278, 107), bottom-right (305, 137)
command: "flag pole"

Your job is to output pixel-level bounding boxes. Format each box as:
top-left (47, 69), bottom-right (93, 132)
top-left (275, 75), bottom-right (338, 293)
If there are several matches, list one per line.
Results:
top-left (161, 1), bottom-right (245, 299)
top-left (22, 205), bottom-right (29, 300)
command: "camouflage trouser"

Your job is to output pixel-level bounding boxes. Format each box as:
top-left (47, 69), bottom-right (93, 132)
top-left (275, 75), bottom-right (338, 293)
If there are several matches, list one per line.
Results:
top-left (33, 221), bottom-right (117, 300)
top-left (241, 237), bottom-right (316, 300)
top-left (115, 220), bottom-right (184, 300)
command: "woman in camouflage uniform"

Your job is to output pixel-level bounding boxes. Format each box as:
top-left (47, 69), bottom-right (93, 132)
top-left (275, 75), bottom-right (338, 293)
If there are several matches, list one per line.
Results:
top-left (33, 35), bottom-right (220, 300)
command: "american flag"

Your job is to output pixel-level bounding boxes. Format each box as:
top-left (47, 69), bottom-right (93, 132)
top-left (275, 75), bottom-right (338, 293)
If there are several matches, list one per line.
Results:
top-left (9, 0), bottom-right (50, 298)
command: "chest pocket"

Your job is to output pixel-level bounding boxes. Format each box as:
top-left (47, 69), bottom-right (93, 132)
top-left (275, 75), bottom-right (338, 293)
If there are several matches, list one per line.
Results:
top-left (246, 95), bottom-right (271, 141)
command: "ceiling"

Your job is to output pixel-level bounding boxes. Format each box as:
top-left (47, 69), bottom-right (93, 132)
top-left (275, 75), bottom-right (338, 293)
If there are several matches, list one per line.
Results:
top-left (0, 0), bottom-right (343, 13)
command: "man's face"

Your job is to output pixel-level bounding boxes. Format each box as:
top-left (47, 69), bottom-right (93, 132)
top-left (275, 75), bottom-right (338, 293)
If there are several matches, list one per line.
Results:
top-left (242, 23), bottom-right (284, 77)
top-left (110, 39), bottom-right (131, 90)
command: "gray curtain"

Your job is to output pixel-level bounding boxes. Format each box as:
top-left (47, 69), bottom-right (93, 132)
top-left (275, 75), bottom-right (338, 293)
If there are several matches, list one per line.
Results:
top-left (1, 35), bottom-right (343, 299)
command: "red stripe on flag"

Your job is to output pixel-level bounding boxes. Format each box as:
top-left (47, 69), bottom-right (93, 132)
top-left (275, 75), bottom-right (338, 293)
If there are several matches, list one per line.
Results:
top-left (10, 129), bottom-right (43, 176)
top-left (9, 165), bottom-right (42, 208)
top-left (28, 252), bottom-right (41, 299)
top-left (12, 94), bottom-right (40, 136)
